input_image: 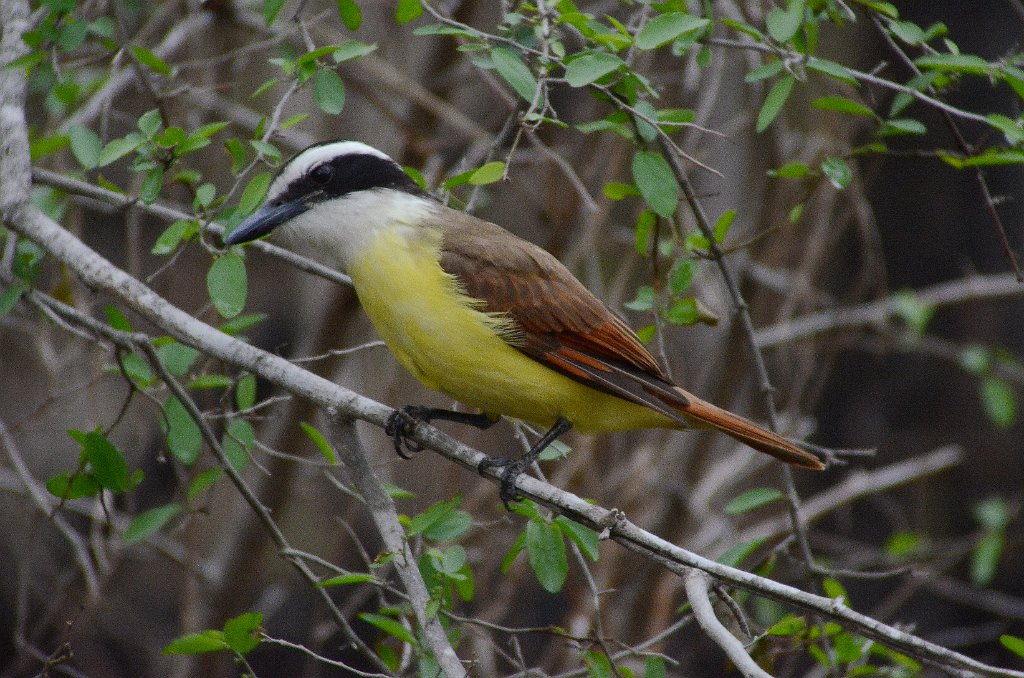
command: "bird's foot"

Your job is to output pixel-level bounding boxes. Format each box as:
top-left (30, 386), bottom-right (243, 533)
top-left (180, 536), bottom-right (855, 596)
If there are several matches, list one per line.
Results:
top-left (477, 456), bottom-right (528, 509)
top-left (385, 405), bottom-right (433, 459)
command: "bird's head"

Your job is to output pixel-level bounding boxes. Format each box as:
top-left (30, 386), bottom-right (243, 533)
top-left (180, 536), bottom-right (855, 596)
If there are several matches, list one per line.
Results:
top-left (223, 141), bottom-right (433, 267)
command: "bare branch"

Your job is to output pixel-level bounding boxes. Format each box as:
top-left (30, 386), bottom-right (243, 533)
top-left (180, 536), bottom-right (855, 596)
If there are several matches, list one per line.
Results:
top-left (684, 570), bottom-right (772, 678)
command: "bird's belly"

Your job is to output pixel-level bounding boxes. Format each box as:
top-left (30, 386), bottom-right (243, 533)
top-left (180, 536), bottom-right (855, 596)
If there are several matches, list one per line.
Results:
top-left (348, 230), bottom-right (675, 433)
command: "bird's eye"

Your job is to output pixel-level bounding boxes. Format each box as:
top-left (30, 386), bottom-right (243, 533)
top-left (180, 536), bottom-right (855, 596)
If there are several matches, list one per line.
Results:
top-left (310, 163), bottom-right (333, 185)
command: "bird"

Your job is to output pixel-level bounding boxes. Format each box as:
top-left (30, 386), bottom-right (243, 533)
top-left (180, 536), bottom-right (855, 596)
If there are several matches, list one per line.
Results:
top-left (224, 140), bottom-right (824, 502)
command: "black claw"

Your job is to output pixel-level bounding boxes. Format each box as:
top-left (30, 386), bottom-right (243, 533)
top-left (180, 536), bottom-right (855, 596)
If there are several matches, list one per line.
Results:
top-left (478, 456), bottom-right (527, 508)
top-left (385, 406), bottom-right (429, 459)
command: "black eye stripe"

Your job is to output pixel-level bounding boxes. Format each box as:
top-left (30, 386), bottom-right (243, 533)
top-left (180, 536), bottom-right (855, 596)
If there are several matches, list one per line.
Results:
top-left (272, 152), bottom-right (425, 206)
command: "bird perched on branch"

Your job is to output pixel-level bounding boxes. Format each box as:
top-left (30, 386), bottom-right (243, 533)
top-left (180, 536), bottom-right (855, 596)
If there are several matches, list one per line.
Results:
top-left (225, 141), bottom-right (823, 503)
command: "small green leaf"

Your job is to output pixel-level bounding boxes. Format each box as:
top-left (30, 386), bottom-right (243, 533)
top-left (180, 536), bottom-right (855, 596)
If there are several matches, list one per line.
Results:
top-left (157, 341), bottom-right (200, 377)
top-left (624, 285), bottom-right (655, 312)
top-left (0, 281), bottom-right (28, 317)
top-left (980, 377), bottom-right (1016, 428)
top-left (220, 313), bottom-right (266, 335)
top-left (81, 430), bottom-right (130, 493)
top-left (1001, 635), bottom-right (1024, 659)
top-left (885, 531), bottom-right (924, 558)
top-left (162, 630), bottom-right (228, 654)
top-left (634, 210), bottom-right (656, 255)
top-left (46, 471), bottom-right (101, 500)
top-left (163, 396), bottom-right (202, 465)
top-left (635, 13), bottom-right (709, 50)
top-left (765, 0), bottom-right (805, 43)
top-left (822, 577), bottom-right (850, 605)
top-left (139, 167), bottom-right (164, 204)
top-left (820, 156), bottom-right (852, 189)
top-left (490, 47), bottom-right (537, 102)
top-left (554, 516), bottom-right (600, 561)
top-left (124, 503), bottom-right (182, 544)
top-left (717, 537), bottom-right (767, 567)
top-left (313, 68), bottom-right (346, 115)
top-left (644, 655), bottom-right (667, 678)
top-left (152, 219), bottom-right (197, 255)
top-left (320, 572), bottom-right (375, 587)
top-left (190, 374), bottom-right (232, 390)
top-left (235, 374), bottom-right (257, 410)
top-left (336, 0), bottom-right (362, 30)
top-left (98, 134), bottom-right (143, 167)
top-left (914, 53), bottom-right (992, 75)
top-left (971, 531), bottom-right (1004, 587)
top-left (68, 125), bottom-right (101, 169)
top-left (604, 182), bottom-right (639, 200)
top-left (187, 468), bottom-right (221, 503)
top-left (714, 209), bottom-right (736, 242)
top-left (207, 252), bottom-right (247, 319)
top-left (263, 0), bottom-right (286, 25)
top-left (974, 496), bottom-right (1010, 532)
top-left (665, 297), bottom-right (698, 325)
top-left (468, 161), bottom-right (506, 185)
top-left (358, 612), bottom-right (416, 645)
top-left (669, 259), bottom-right (696, 294)
top-left (631, 151), bottom-right (678, 218)
top-left (756, 75), bottom-right (795, 133)
top-left (564, 51), bottom-right (624, 87)
top-left (333, 40), bottom-right (376, 62)
top-left (222, 418), bottom-right (254, 472)
top-left (812, 96), bottom-right (876, 118)
top-left (300, 421), bottom-right (337, 464)
top-left (525, 518), bottom-right (568, 593)
top-left (806, 57), bottom-right (857, 85)
top-left (223, 612), bottom-right (262, 655)
top-left (395, 0), bottom-right (422, 24)
top-left (890, 290), bottom-right (934, 335)
top-left (881, 118), bottom-right (927, 136)
top-left (129, 45), bottom-right (171, 75)
top-left (137, 109), bottom-right (163, 137)
top-left (724, 487), bottom-right (784, 515)
top-left (767, 613), bottom-right (807, 636)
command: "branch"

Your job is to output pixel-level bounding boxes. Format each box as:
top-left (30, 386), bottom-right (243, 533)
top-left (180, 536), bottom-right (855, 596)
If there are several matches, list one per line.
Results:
top-left (685, 570), bottom-right (772, 678)
top-left (754, 272), bottom-right (1024, 348)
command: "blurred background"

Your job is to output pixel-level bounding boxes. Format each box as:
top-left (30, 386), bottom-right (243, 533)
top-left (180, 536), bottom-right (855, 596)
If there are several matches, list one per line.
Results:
top-left (1, 1), bottom-right (1022, 676)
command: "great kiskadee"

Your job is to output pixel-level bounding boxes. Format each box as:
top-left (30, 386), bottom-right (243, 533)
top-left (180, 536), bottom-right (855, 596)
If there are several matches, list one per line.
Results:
top-left (225, 141), bottom-right (823, 500)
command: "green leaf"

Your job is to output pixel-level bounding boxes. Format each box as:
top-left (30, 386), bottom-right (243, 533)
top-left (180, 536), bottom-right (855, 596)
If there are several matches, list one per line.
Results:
top-left (98, 134), bottom-right (143, 167)
top-left (635, 13), bottom-right (709, 50)
top-left (358, 612), bottom-right (416, 645)
top-left (313, 68), bottom-right (346, 115)
top-left (812, 96), bottom-right (876, 118)
top-left (187, 468), bottom-right (221, 503)
top-left (137, 109), bottom-right (163, 137)
top-left (890, 290), bottom-right (934, 335)
top-left (987, 114), bottom-right (1024, 145)
top-left (46, 471), bottom-right (101, 500)
top-left (604, 182), bottom-right (639, 200)
top-left (336, 0), bottom-right (361, 30)
top-left (222, 418), bottom-right (254, 472)
top-left (974, 496), bottom-right (1010, 532)
top-left (81, 430), bottom-right (129, 493)
top-left (220, 313), bottom-right (267, 335)
top-left (806, 57), bottom-right (858, 85)
top-left (885, 531), bottom-right (924, 558)
top-left (822, 577), bottom-right (850, 605)
top-left (665, 297), bottom-right (698, 325)
top-left (634, 210), bottom-right (656, 255)
top-left (971, 531), bottom-right (1004, 587)
top-left (583, 650), bottom-right (613, 678)
top-left (980, 377), bottom-right (1016, 428)
top-left (914, 53), bottom-right (992, 75)
top-left (207, 252), bottom-right (247, 319)
top-left (644, 655), bottom-right (667, 678)
top-left (300, 421), bottom-right (337, 464)
top-left (631, 151), bottom-right (677, 218)
top-left (554, 516), bottom-right (600, 561)
top-left (320, 572), bottom-right (375, 587)
top-left (190, 374), bottom-right (232, 390)
top-left (0, 281), bottom-right (28, 317)
top-left (139, 167), bottom-right (164, 204)
top-left (881, 118), bottom-right (927, 136)
top-left (157, 341), bottom-right (200, 377)
top-left (395, 0), bottom-right (422, 24)
top-left (468, 161), bottom-right (506, 185)
top-left (124, 503), bottom-right (182, 544)
top-left (564, 51), bottom-right (624, 87)
top-left (669, 259), bottom-right (696, 294)
top-left (745, 61), bottom-right (785, 83)
top-left (263, 0), bottom-right (286, 25)
top-left (765, 0), bottom-right (805, 43)
top-left (235, 374), bottom-right (257, 410)
top-left (163, 396), bottom-right (202, 465)
top-left (68, 125), bottom-right (101, 169)
top-left (724, 487), bottom-right (784, 515)
top-left (425, 509), bottom-right (471, 542)
top-left (162, 630), bottom-right (228, 654)
top-left (767, 613), bottom-right (807, 636)
top-left (1001, 635), bottom-right (1024, 659)
top-left (624, 285), bottom-right (654, 313)
top-left (223, 612), bottom-right (262, 654)
top-left (820, 156), bottom-right (852, 189)
top-left (490, 47), bottom-right (537, 102)
top-left (526, 518), bottom-right (568, 593)
top-left (129, 45), bottom-right (171, 75)
top-left (717, 537), bottom-right (767, 568)
top-left (714, 209), bottom-right (735, 243)
top-left (152, 219), bottom-right (197, 255)
top-left (757, 75), bottom-right (795, 132)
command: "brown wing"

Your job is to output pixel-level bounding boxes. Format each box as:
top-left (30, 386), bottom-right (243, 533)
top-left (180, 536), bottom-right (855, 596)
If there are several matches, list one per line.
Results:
top-left (437, 210), bottom-right (689, 422)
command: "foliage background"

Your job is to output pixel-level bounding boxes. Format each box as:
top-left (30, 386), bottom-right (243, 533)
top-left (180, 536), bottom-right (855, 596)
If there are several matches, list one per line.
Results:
top-left (1, 0), bottom-right (1023, 677)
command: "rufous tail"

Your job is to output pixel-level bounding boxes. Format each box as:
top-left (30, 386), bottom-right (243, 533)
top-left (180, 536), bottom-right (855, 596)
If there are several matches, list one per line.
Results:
top-left (674, 390), bottom-right (824, 470)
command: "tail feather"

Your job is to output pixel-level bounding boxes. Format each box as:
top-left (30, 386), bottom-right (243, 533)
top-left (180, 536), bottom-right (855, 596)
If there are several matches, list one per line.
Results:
top-left (674, 389), bottom-right (824, 470)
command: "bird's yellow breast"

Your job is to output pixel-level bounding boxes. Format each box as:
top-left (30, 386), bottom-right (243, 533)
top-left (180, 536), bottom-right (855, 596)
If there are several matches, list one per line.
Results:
top-left (347, 226), bottom-right (674, 433)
